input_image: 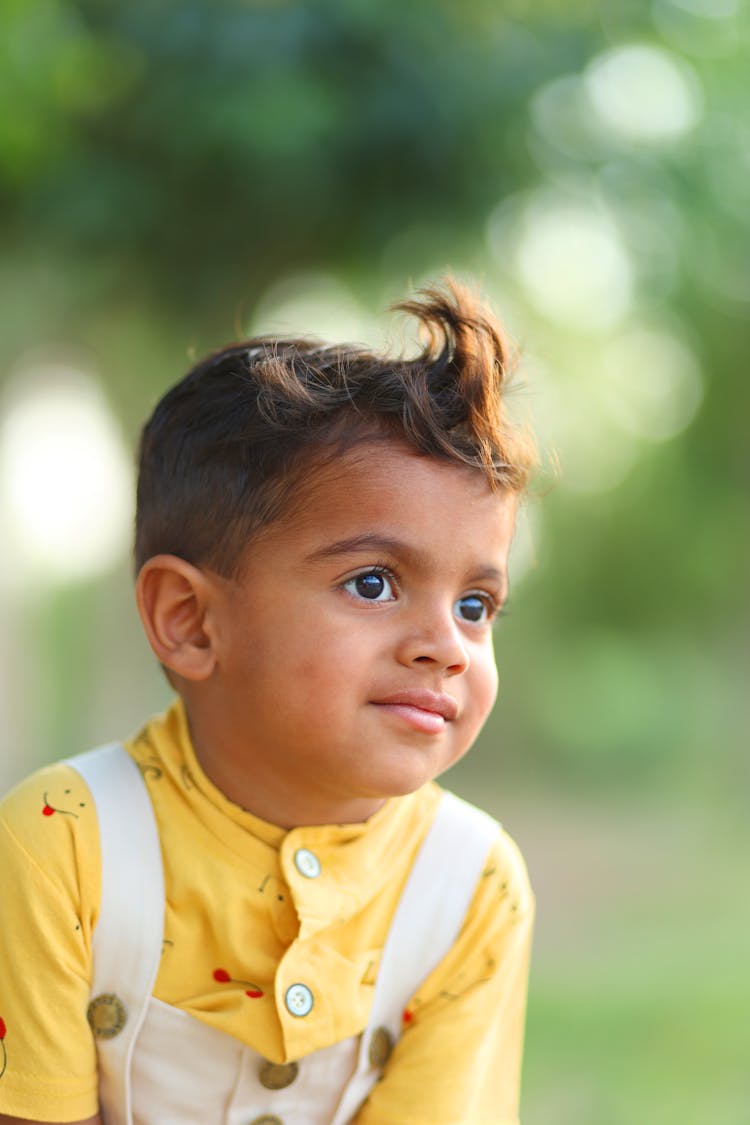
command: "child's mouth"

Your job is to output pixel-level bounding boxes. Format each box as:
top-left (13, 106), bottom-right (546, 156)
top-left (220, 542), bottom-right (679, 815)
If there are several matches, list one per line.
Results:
top-left (371, 689), bottom-right (457, 734)
top-left (374, 702), bottom-right (447, 734)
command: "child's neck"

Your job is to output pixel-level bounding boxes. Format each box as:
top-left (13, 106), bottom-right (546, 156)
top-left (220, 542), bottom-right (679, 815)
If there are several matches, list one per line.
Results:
top-left (185, 702), bottom-right (387, 829)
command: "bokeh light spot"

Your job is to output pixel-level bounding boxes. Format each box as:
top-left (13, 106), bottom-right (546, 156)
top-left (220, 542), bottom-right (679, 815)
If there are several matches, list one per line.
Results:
top-left (600, 326), bottom-right (703, 442)
top-left (585, 45), bottom-right (702, 143)
top-left (515, 194), bottom-right (633, 332)
top-left (251, 272), bottom-right (383, 347)
top-left (0, 361), bottom-right (133, 586)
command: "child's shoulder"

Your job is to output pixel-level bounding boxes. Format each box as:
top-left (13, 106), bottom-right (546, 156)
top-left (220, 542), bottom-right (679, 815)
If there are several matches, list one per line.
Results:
top-left (1, 758), bottom-right (94, 825)
top-left (451, 794), bottom-right (535, 936)
top-left (0, 759), bottom-right (100, 904)
top-left (424, 783), bottom-right (534, 947)
top-left (434, 784), bottom-right (532, 898)
top-left (484, 820), bottom-right (535, 918)
top-left (402, 793), bottom-right (533, 1039)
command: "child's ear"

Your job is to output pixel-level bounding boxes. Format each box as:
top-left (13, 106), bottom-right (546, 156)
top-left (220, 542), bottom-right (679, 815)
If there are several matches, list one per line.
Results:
top-left (136, 555), bottom-right (218, 681)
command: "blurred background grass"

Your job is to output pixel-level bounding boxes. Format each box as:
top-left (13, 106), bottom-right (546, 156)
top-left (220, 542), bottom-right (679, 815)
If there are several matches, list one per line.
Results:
top-left (0, 0), bottom-right (748, 1119)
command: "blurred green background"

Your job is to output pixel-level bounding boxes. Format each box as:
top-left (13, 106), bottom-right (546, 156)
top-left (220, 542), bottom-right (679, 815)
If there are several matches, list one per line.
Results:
top-left (1, 0), bottom-right (748, 1120)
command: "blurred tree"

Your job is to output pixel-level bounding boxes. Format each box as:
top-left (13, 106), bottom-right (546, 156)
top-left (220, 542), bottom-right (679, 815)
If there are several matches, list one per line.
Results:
top-left (0, 0), bottom-right (596, 308)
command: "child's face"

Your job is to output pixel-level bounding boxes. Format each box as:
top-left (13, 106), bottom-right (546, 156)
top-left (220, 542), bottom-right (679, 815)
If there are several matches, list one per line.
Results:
top-left (202, 441), bottom-right (517, 826)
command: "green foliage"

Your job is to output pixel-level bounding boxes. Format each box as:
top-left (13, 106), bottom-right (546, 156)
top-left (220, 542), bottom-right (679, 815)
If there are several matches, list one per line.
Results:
top-left (0, 0), bottom-right (591, 301)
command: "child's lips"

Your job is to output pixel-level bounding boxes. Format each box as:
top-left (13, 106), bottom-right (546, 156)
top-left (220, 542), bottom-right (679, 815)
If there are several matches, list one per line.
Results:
top-left (371, 689), bottom-right (458, 734)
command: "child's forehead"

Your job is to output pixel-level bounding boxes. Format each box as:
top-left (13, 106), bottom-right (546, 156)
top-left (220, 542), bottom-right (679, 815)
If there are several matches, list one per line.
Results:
top-left (293, 440), bottom-right (498, 516)
top-left (242, 441), bottom-right (515, 568)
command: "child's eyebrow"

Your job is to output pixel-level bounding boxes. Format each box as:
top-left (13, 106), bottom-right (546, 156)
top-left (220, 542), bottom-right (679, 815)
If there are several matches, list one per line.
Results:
top-left (305, 533), bottom-right (422, 566)
top-left (305, 533), bottom-right (508, 591)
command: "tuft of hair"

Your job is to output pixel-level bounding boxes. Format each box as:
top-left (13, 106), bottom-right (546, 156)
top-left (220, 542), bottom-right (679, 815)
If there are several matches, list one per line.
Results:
top-left (392, 278), bottom-right (535, 486)
top-left (135, 276), bottom-right (537, 576)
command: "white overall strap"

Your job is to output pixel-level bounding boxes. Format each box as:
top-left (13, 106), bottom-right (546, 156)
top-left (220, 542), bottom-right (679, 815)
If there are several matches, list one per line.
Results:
top-left (330, 790), bottom-right (499, 1125)
top-left (67, 743), bottom-right (165, 1125)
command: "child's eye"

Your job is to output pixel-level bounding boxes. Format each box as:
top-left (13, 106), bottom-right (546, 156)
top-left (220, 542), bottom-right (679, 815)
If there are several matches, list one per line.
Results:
top-left (454, 592), bottom-right (495, 624)
top-left (342, 568), bottom-right (397, 603)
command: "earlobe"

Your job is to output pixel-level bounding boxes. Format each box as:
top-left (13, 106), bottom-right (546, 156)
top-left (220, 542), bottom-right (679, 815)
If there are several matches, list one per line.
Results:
top-left (136, 555), bottom-right (218, 681)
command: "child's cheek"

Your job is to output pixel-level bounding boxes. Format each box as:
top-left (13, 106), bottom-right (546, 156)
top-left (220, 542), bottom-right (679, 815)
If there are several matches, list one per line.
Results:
top-left (475, 651), bottom-right (500, 720)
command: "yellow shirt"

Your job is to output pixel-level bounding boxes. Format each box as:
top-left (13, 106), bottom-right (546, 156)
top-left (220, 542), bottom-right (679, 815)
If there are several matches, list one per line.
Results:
top-left (0, 699), bottom-right (533, 1124)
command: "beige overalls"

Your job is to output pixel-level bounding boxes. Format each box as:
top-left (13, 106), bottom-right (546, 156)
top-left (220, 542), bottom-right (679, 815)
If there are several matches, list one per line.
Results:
top-left (69, 745), bottom-right (498, 1125)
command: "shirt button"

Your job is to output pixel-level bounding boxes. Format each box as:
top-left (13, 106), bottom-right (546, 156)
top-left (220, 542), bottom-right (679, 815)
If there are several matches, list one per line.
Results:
top-left (248, 1117), bottom-right (283, 1125)
top-left (368, 1025), bottom-right (394, 1068)
top-left (258, 1060), bottom-right (299, 1090)
top-left (293, 847), bottom-right (321, 878)
top-left (87, 993), bottom-right (127, 1039)
top-left (285, 983), bottom-right (314, 1017)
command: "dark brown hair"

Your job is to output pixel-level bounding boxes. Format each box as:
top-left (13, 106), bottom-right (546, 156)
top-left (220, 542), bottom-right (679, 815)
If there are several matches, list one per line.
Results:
top-left (135, 278), bottom-right (536, 575)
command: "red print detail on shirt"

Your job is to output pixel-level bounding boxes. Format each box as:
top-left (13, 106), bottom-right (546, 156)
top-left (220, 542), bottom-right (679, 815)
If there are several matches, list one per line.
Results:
top-left (213, 968), bottom-right (264, 999)
top-left (0, 1017), bottom-right (7, 1078)
top-left (41, 790), bottom-right (84, 818)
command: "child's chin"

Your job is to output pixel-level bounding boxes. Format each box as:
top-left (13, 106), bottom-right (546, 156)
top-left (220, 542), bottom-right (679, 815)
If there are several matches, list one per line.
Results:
top-left (372, 762), bottom-right (444, 799)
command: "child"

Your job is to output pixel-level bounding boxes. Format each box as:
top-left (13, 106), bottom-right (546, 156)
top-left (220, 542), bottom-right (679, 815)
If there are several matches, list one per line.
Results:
top-left (0, 279), bottom-right (537, 1125)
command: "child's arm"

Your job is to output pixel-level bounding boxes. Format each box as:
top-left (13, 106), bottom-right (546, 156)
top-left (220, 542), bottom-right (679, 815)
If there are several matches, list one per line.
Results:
top-left (352, 828), bottom-right (534, 1125)
top-left (0, 766), bottom-right (101, 1122)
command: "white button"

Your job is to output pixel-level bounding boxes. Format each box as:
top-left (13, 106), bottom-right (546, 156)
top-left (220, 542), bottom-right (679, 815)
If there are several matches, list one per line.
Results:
top-left (294, 848), bottom-right (321, 879)
top-left (285, 983), bottom-right (314, 1017)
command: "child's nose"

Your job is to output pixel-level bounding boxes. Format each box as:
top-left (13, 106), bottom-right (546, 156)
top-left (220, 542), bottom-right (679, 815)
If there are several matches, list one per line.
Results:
top-left (396, 610), bottom-right (470, 676)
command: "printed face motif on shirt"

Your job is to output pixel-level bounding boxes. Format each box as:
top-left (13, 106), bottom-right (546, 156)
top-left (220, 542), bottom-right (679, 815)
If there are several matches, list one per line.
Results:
top-left (41, 787), bottom-right (87, 818)
top-left (202, 442), bottom-right (516, 826)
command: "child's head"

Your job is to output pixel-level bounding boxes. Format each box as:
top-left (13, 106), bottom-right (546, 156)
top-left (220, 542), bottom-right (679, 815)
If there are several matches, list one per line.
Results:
top-left (135, 279), bottom-right (534, 578)
top-left (134, 279), bottom-right (537, 826)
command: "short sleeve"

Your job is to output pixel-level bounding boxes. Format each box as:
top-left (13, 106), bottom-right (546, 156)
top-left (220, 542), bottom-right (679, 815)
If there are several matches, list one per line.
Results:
top-left (352, 827), bottom-right (534, 1125)
top-left (0, 763), bottom-right (101, 1121)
